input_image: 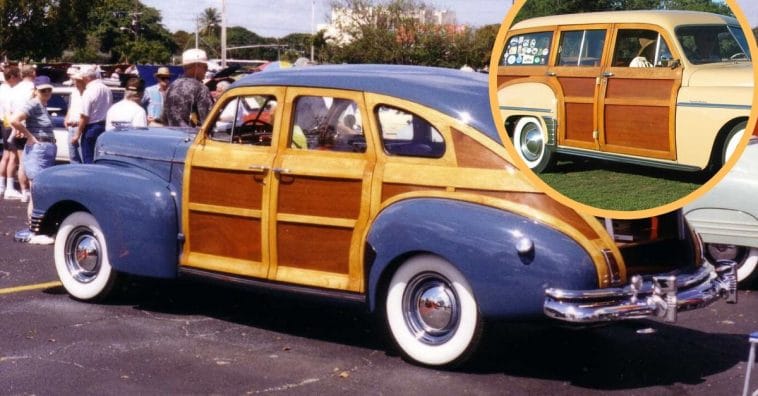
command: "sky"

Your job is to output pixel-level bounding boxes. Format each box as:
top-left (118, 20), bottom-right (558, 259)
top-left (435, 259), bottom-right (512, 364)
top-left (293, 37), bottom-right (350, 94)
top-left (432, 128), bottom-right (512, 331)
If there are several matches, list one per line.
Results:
top-left (140, 0), bottom-right (512, 37)
top-left (140, 0), bottom-right (757, 38)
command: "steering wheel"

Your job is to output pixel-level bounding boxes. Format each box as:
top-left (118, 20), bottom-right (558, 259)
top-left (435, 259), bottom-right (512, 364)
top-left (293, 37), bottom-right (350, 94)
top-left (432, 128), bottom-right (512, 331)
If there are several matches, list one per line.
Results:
top-left (241, 118), bottom-right (272, 128)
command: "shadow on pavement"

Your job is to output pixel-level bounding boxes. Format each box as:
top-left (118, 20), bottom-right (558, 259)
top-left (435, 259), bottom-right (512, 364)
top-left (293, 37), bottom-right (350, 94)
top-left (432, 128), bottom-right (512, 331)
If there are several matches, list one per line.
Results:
top-left (56, 275), bottom-right (748, 390)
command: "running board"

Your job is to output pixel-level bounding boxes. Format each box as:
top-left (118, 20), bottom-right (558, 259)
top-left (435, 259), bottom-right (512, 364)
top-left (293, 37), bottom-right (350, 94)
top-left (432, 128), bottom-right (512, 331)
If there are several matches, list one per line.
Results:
top-left (180, 267), bottom-right (367, 303)
top-left (555, 147), bottom-right (703, 172)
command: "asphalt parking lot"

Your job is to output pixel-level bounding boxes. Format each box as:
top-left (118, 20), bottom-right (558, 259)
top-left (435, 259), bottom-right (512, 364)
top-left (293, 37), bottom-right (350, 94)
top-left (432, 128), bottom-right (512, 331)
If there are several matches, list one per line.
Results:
top-left (1, 199), bottom-right (757, 395)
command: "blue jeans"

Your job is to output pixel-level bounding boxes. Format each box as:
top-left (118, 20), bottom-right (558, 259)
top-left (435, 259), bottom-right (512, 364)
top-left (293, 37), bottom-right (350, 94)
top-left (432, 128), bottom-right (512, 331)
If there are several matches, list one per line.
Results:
top-left (80, 122), bottom-right (105, 164)
top-left (67, 127), bottom-right (82, 163)
top-left (23, 142), bottom-right (56, 181)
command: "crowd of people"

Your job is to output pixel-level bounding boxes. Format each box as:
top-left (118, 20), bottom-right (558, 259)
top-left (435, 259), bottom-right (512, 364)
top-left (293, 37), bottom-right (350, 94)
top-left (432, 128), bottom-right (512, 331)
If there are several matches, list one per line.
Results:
top-left (1, 48), bottom-right (218, 244)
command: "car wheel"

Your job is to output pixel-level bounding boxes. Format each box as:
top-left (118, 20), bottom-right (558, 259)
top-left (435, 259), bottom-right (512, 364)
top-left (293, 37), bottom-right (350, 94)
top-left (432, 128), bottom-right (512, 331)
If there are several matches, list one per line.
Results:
top-left (513, 116), bottom-right (554, 173)
top-left (385, 255), bottom-right (482, 367)
top-left (705, 243), bottom-right (758, 285)
top-left (54, 211), bottom-right (118, 301)
top-left (721, 121), bottom-right (746, 167)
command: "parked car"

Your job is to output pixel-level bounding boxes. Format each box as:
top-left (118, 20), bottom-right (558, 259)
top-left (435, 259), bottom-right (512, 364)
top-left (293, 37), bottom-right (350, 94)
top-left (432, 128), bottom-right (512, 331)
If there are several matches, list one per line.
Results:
top-left (47, 86), bottom-right (125, 162)
top-left (686, 136), bottom-right (758, 285)
top-left (497, 10), bottom-right (752, 173)
top-left (30, 65), bottom-right (737, 367)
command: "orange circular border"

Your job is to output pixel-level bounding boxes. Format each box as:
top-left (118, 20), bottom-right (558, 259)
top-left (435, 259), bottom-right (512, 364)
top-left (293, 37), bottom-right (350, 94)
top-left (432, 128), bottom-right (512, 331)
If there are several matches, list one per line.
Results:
top-left (488, 0), bottom-right (758, 220)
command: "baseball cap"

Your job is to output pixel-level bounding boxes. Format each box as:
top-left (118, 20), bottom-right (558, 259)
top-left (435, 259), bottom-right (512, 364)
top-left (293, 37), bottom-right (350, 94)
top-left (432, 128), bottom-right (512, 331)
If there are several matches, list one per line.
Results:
top-left (34, 75), bottom-right (53, 90)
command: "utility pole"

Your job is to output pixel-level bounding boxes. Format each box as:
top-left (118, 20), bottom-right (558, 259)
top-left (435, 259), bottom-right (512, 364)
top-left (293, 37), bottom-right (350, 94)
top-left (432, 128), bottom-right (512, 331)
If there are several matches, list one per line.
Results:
top-left (195, 17), bottom-right (199, 49)
top-left (311, 0), bottom-right (315, 62)
top-left (221, 0), bottom-right (227, 67)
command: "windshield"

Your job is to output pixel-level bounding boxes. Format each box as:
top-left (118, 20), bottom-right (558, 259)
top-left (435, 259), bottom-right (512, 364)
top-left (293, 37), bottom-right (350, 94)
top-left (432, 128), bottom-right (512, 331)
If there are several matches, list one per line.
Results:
top-left (675, 24), bottom-right (751, 64)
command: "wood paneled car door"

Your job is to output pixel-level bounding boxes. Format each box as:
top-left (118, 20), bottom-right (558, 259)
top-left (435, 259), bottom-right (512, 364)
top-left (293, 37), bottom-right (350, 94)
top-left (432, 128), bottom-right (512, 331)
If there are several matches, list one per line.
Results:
top-left (598, 26), bottom-right (682, 160)
top-left (550, 26), bottom-right (610, 150)
top-left (268, 88), bottom-right (375, 292)
top-left (181, 87), bottom-right (284, 279)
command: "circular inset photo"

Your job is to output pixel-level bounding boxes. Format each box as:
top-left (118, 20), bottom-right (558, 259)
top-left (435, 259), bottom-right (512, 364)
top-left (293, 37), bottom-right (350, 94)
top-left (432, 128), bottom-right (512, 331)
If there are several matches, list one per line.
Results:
top-left (491, 0), bottom-right (756, 217)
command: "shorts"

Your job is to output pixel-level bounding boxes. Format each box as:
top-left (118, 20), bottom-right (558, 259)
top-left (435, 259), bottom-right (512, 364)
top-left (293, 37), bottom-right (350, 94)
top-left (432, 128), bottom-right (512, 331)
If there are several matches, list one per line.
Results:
top-left (22, 142), bottom-right (56, 181)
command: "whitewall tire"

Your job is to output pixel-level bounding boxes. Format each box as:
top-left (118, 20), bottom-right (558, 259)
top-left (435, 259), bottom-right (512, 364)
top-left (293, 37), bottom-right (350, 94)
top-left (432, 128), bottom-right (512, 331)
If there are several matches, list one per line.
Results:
top-left (513, 116), bottom-right (554, 173)
top-left (722, 121), bottom-right (746, 167)
top-left (54, 211), bottom-right (118, 301)
top-left (385, 255), bottom-right (481, 367)
top-left (705, 244), bottom-right (758, 285)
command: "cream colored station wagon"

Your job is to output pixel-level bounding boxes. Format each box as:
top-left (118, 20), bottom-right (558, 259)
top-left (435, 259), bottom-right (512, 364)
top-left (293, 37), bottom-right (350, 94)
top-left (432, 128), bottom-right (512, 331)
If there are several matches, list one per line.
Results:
top-left (497, 10), bottom-right (753, 173)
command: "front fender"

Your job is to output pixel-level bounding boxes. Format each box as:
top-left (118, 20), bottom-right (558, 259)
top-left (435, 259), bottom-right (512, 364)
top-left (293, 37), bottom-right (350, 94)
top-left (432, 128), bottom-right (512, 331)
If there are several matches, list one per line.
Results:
top-left (33, 164), bottom-right (180, 278)
top-left (365, 198), bottom-right (598, 320)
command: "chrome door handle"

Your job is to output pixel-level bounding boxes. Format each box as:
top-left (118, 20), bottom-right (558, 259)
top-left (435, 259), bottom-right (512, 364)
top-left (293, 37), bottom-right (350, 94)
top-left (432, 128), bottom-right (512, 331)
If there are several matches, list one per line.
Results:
top-left (272, 167), bottom-right (291, 174)
top-left (248, 164), bottom-right (270, 172)
top-left (545, 71), bottom-right (556, 77)
top-left (602, 72), bottom-right (614, 77)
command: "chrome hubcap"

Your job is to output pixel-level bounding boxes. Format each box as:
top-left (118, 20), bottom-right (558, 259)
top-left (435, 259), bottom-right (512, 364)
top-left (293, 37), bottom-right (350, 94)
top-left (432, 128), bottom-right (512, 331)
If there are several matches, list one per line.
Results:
top-left (706, 244), bottom-right (747, 269)
top-left (520, 123), bottom-right (544, 162)
top-left (402, 272), bottom-right (459, 345)
top-left (65, 227), bottom-right (101, 283)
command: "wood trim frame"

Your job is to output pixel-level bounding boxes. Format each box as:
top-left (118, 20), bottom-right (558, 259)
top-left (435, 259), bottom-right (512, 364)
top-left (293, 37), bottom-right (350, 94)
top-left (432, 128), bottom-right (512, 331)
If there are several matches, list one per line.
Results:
top-left (181, 86), bottom-right (286, 278)
top-left (598, 23), bottom-right (684, 160)
top-left (268, 87), bottom-right (377, 292)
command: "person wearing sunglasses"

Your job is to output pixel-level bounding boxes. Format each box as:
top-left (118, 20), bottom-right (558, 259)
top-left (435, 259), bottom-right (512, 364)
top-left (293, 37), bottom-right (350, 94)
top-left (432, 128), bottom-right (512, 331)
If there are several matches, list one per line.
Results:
top-left (144, 66), bottom-right (172, 125)
top-left (10, 75), bottom-right (57, 244)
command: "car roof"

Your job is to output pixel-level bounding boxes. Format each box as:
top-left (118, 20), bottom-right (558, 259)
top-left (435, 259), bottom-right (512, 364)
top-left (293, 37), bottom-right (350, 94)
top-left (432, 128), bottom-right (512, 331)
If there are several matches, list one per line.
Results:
top-left (511, 10), bottom-right (739, 31)
top-left (233, 64), bottom-right (500, 143)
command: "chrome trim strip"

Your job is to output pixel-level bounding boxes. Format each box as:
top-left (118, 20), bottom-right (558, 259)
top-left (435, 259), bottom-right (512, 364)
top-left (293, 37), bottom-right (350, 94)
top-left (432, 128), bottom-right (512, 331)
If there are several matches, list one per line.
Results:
top-left (180, 267), bottom-right (367, 303)
top-left (554, 147), bottom-right (702, 172)
top-left (544, 262), bottom-right (737, 323)
top-left (542, 116), bottom-right (557, 146)
top-left (677, 102), bottom-right (751, 111)
top-left (499, 105), bottom-right (553, 114)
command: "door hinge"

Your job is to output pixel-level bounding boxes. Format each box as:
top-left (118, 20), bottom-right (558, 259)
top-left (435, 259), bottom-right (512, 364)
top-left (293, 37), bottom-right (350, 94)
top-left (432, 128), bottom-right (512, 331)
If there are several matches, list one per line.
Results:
top-left (592, 130), bottom-right (599, 140)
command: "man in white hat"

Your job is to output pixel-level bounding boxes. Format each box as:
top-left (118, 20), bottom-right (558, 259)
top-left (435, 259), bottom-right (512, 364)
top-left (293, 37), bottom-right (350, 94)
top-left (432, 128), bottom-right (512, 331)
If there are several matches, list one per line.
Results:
top-left (64, 69), bottom-right (85, 163)
top-left (144, 66), bottom-right (172, 125)
top-left (161, 49), bottom-right (213, 127)
top-left (72, 66), bottom-right (113, 164)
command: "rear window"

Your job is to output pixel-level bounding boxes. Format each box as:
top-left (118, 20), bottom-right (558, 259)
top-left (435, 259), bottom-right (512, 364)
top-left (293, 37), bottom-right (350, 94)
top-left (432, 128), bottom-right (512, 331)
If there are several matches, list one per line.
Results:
top-left (501, 31), bottom-right (553, 66)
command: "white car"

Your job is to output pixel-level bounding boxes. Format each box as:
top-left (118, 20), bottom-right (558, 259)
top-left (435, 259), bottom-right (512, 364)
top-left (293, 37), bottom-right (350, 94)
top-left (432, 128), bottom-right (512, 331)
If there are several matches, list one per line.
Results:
top-left (47, 86), bottom-right (125, 162)
top-left (686, 137), bottom-right (758, 285)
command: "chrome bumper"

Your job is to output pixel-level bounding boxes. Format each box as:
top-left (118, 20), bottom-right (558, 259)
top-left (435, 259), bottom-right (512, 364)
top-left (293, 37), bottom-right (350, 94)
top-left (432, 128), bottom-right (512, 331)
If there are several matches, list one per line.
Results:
top-left (544, 262), bottom-right (737, 323)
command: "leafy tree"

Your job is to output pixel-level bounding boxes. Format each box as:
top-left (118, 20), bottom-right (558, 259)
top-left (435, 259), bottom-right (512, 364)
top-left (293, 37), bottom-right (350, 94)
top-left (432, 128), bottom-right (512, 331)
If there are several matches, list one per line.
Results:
top-left (200, 7), bottom-right (221, 37)
top-left (0, 0), bottom-right (91, 61)
top-left (322, 0), bottom-right (495, 68)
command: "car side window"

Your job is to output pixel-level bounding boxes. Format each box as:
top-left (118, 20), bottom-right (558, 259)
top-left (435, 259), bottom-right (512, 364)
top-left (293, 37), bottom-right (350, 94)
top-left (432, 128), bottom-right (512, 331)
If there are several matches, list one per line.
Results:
top-left (376, 105), bottom-right (445, 158)
top-left (501, 31), bottom-right (552, 66)
top-left (210, 94), bottom-right (277, 146)
top-left (557, 29), bottom-right (606, 66)
top-left (613, 29), bottom-right (673, 67)
top-left (290, 95), bottom-right (366, 153)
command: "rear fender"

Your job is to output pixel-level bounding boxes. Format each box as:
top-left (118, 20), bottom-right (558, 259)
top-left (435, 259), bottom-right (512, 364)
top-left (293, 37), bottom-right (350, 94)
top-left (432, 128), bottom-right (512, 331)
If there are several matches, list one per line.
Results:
top-left (33, 164), bottom-right (180, 278)
top-left (365, 198), bottom-right (598, 320)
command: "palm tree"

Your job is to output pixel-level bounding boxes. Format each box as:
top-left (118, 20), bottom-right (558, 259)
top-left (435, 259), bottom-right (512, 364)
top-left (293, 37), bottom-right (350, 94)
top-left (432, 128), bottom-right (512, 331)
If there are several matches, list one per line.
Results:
top-left (199, 7), bottom-right (221, 37)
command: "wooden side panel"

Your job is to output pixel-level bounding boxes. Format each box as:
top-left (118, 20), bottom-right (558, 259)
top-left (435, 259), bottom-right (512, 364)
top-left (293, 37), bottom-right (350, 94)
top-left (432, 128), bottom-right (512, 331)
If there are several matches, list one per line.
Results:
top-left (458, 190), bottom-right (600, 240)
top-left (559, 77), bottom-right (596, 98)
top-left (276, 223), bottom-right (352, 274)
top-left (189, 167), bottom-right (264, 209)
top-left (382, 183), bottom-right (446, 202)
top-left (188, 212), bottom-right (262, 262)
top-left (452, 130), bottom-right (509, 169)
top-left (277, 176), bottom-right (362, 219)
top-left (565, 103), bottom-right (595, 143)
top-left (604, 105), bottom-right (670, 152)
top-left (605, 78), bottom-right (674, 100)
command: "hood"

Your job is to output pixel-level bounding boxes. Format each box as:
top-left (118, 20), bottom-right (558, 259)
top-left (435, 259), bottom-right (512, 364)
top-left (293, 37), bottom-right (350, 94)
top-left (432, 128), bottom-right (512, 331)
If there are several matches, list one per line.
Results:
top-left (686, 62), bottom-right (753, 88)
top-left (95, 127), bottom-right (195, 182)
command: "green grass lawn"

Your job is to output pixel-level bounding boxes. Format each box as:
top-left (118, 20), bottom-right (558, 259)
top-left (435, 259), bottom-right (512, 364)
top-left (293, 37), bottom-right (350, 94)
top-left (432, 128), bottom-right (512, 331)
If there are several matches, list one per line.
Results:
top-left (539, 158), bottom-right (705, 211)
